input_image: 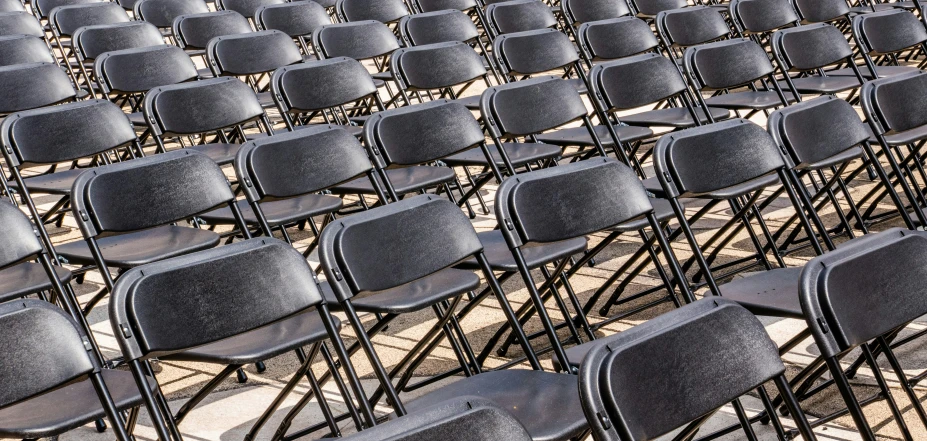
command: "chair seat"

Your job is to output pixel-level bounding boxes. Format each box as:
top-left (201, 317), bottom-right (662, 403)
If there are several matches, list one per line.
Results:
top-left (797, 146), bottom-right (863, 171)
top-left (609, 197), bottom-right (677, 232)
top-left (55, 226), bottom-right (220, 268)
top-left (567, 77), bottom-right (587, 94)
top-left (779, 75), bottom-right (862, 94)
top-left (456, 230), bottom-right (587, 272)
top-left (443, 143), bottom-right (562, 168)
top-left (186, 143), bottom-right (241, 165)
top-left (9, 168), bottom-right (87, 195)
top-left (350, 267), bottom-right (480, 314)
top-left (0, 369), bottom-right (153, 439)
top-left (371, 71), bottom-right (393, 81)
top-left (536, 124), bottom-right (652, 147)
top-left (455, 94), bottom-right (480, 110)
top-left (256, 91), bottom-right (276, 107)
top-left (199, 195), bottom-right (343, 226)
top-left (621, 106), bottom-right (731, 128)
top-left (402, 370), bottom-right (587, 441)
top-left (826, 64), bottom-right (917, 79)
top-left (0, 262), bottom-right (72, 303)
top-left (247, 124), bottom-right (364, 141)
top-left (703, 90), bottom-right (795, 110)
top-left (331, 166), bottom-right (456, 196)
top-left (128, 111), bottom-right (146, 126)
top-left (166, 311), bottom-right (342, 364)
top-left (718, 267), bottom-right (803, 318)
top-left (884, 124), bottom-right (927, 146)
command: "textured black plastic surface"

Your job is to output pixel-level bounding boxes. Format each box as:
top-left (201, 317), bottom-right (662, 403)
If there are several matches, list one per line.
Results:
top-left (135, 0), bottom-right (209, 28)
top-left (591, 53), bottom-right (688, 110)
top-left (863, 70), bottom-right (927, 134)
top-left (578, 17), bottom-right (659, 60)
top-left (732, 0), bottom-right (799, 33)
top-left (632, 0), bottom-right (685, 16)
top-left (173, 10), bottom-right (251, 49)
top-left (145, 77), bottom-right (263, 136)
top-left (400, 10), bottom-right (479, 45)
top-left (494, 28), bottom-right (578, 75)
top-left (255, 0), bottom-right (329, 37)
top-left (217, 0), bottom-right (282, 18)
top-left (0, 202), bottom-right (43, 269)
top-left (0, 62), bottom-right (75, 113)
top-left (0, 0), bottom-right (23, 12)
top-left (486, 0), bottom-right (557, 34)
top-left (392, 41), bottom-right (486, 89)
top-left (768, 96), bottom-right (868, 168)
top-left (72, 21), bottom-right (164, 59)
top-left (365, 100), bottom-right (483, 166)
top-left (273, 57), bottom-right (377, 111)
top-left (350, 398), bottom-right (531, 441)
top-left (415, 0), bottom-right (477, 12)
top-left (337, 0), bottom-right (408, 23)
top-left (49, 2), bottom-right (128, 35)
top-left (0, 12), bottom-right (45, 37)
top-left (685, 38), bottom-right (774, 90)
top-left (774, 23), bottom-right (852, 71)
top-left (793, 0), bottom-right (849, 23)
top-left (0, 35), bottom-right (53, 66)
top-left (312, 20), bottom-right (399, 60)
top-left (657, 5), bottom-right (729, 47)
top-left (208, 30), bottom-right (301, 75)
top-left (561, 0), bottom-right (630, 24)
top-left (33, 0), bottom-right (99, 18)
top-left (481, 75), bottom-right (587, 137)
top-left (854, 9), bottom-right (926, 55)
top-left (95, 45), bottom-right (198, 93)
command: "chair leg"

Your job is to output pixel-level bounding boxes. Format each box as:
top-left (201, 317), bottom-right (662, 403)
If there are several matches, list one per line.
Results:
top-left (877, 335), bottom-right (927, 430)
top-left (861, 343), bottom-right (914, 441)
top-left (825, 356), bottom-right (878, 441)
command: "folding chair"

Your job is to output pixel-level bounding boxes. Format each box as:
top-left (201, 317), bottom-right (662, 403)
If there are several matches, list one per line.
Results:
top-left (0, 300), bottom-right (144, 441)
top-left (848, 9), bottom-right (927, 79)
top-left (143, 77), bottom-right (274, 165)
top-left (205, 30), bottom-right (303, 107)
top-left (254, 0), bottom-right (331, 57)
top-left (198, 126), bottom-right (387, 255)
top-left (335, 0), bottom-right (409, 24)
top-left (1, 99), bottom-right (141, 264)
top-left (134, 0), bottom-right (209, 35)
top-left (684, 39), bottom-right (796, 118)
top-left (861, 70), bottom-right (927, 228)
top-left (0, 0), bottom-right (23, 12)
top-left (31, 0), bottom-right (102, 20)
top-left (730, 0), bottom-right (800, 37)
top-left (389, 41), bottom-right (492, 110)
top-left (318, 194), bottom-right (590, 441)
top-left (94, 44), bottom-right (199, 135)
top-left (271, 56), bottom-right (384, 138)
top-left (343, 398), bottom-right (532, 441)
top-left (560, 0), bottom-right (633, 35)
top-left (311, 20), bottom-right (401, 100)
top-left (171, 10), bottom-right (252, 52)
top-left (397, 9), bottom-right (500, 83)
top-left (771, 23), bottom-right (866, 98)
top-left (54, 150), bottom-right (250, 318)
top-left (0, 62), bottom-right (76, 115)
top-left (71, 21), bottom-right (166, 97)
top-left (0, 34), bottom-right (54, 66)
top-left (47, 2), bottom-right (130, 97)
top-left (484, 0), bottom-right (558, 38)
top-left (579, 298), bottom-right (816, 441)
top-left (800, 228), bottom-right (927, 441)
top-left (575, 16), bottom-right (660, 66)
top-left (0, 11), bottom-right (45, 37)
top-left (792, 0), bottom-right (893, 24)
top-left (655, 5), bottom-right (733, 64)
top-left (215, 0), bottom-right (282, 19)
top-left (109, 237), bottom-right (375, 440)
top-left (628, 0), bottom-right (686, 19)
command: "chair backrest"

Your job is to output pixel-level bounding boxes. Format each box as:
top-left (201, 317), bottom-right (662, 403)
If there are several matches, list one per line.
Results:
top-left (481, 75), bottom-right (588, 137)
top-left (730, 0), bottom-right (799, 34)
top-left (0, 35), bottom-right (54, 67)
top-left (1, 99), bottom-right (136, 167)
top-left (363, 99), bottom-right (484, 167)
top-left (272, 56), bottom-right (377, 112)
top-left (496, 158), bottom-right (652, 247)
top-left (800, 228), bottom-right (927, 359)
top-left (399, 9), bottom-right (479, 45)
top-left (236, 126), bottom-right (373, 202)
top-left (391, 41), bottom-right (486, 90)
top-left (561, 0), bottom-right (631, 25)
top-left (0, 201), bottom-right (44, 269)
top-left (172, 10), bottom-right (252, 49)
top-left (72, 21), bottom-right (164, 60)
top-left (768, 96), bottom-right (869, 169)
top-left (485, 0), bottom-right (557, 35)
top-left (144, 76), bottom-right (264, 137)
top-left (772, 23), bottom-right (853, 72)
top-left (33, 0), bottom-right (100, 18)
top-left (589, 53), bottom-right (688, 112)
top-left (578, 17), bottom-right (658, 61)
top-left (579, 298), bottom-right (784, 441)
top-left (656, 5), bottom-right (729, 49)
top-left (49, 2), bottom-right (128, 36)
top-left (0, 0), bottom-right (23, 12)
top-left (0, 300), bottom-right (97, 408)
top-left (630, 0), bottom-right (686, 16)
top-left (71, 149), bottom-right (234, 238)
top-left (493, 28), bottom-right (579, 75)
top-left (135, 0), bottom-right (209, 29)
top-left (342, 398), bottom-right (532, 441)
top-left (207, 29), bottom-right (302, 76)
top-left (0, 11), bottom-right (44, 37)
top-left (110, 238), bottom-right (324, 361)
top-left (254, 0), bottom-right (329, 38)
top-left (792, 0), bottom-right (849, 23)
top-left (336, 0), bottom-right (408, 23)
top-left (319, 194), bottom-right (483, 301)
top-left (853, 9), bottom-right (927, 56)
top-left (414, 0), bottom-right (478, 12)
top-left (684, 38), bottom-right (775, 91)
top-left (862, 70), bottom-right (927, 136)
top-left (216, 0), bottom-right (283, 18)
top-left (654, 119), bottom-right (787, 198)
top-left (312, 20), bottom-right (399, 60)
top-left (95, 44), bottom-right (198, 94)
top-left (0, 62), bottom-right (76, 114)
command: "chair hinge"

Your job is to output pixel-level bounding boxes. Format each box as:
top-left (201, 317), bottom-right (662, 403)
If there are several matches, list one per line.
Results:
top-left (120, 323), bottom-right (132, 339)
top-left (596, 412), bottom-right (612, 430)
top-left (332, 268), bottom-right (343, 281)
top-left (816, 317), bottom-right (829, 334)
top-left (504, 219), bottom-right (514, 230)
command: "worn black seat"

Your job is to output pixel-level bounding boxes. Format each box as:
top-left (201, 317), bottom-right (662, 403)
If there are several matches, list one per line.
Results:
top-left (0, 35), bottom-right (54, 66)
top-left (457, 230), bottom-right (588, 272)
top-left (354, 398), bottom-right (532, 441)
top-left (56, 226), bottom-right (221, 267)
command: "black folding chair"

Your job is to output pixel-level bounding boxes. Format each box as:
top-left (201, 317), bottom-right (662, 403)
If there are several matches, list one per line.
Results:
top-left (47, 2), bottom-right (130, 97)
top-left (389, 41), bottom-right (492, 110)
top-left (793, 0), bottom-right (892, 23)
top-left (199, 126), bottom-right (387, 255)
top-left (771, 23), bottom-right (866, 99)
top-left (655, 5), bottom-right (733, 64)
top-left (484, 0), bottom-right (558, 38)
top-left (71, 21), bottom-right (166, 96)
top-left (849, 9), bottom-right (927, 78)
top-left (205, 29), bottom-right (303, 107)
top-left (0, 11), bottom-right (45, 37)
top-left (343, 398), bottom-right (532, 441)
top-left (492, 28), bottom-right (591, 94)
top-left (171, 10), bottom-right (252, 53)
top-left (729, 0), bottom-right (800, 38)
top-left (254, 0), bottom-right (330, 57)
top-left (0, 34), bottom-right (54, 66)
top-left (0, 0), bottom-right (23, 12)
top-left (575, 16), bottom-right (660, 66)
top-left (318, 194), bottom-right (590, 441)
top-left (335, 0), bottom-right (409, 24)
top-left (109, 238), bottom-right (375, 441)
top-left (560, 0), bottom-right (632, 36)
top-left (0, 62), bottom-right (76, 116)
top-left (579, 298), bottom-right (816, 441)
top-left (134, 0), bottom-right (209, 35)
top-left (312, 20), bottom-right (403, 105)
top-left (800, 228), bottom-right (927, 441)
top-left (628, 0), bottom-right (686, 19)
top-left (31, 0), bottom-right (101, 20)
top-left (215, 0), bottom-right (282, 19)
top-left (397, 9), bottom-right (501, 83)
top-left (0, 300), bottom-right (144, 441)
top-left (143, 77), bottom-right (274, 165)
